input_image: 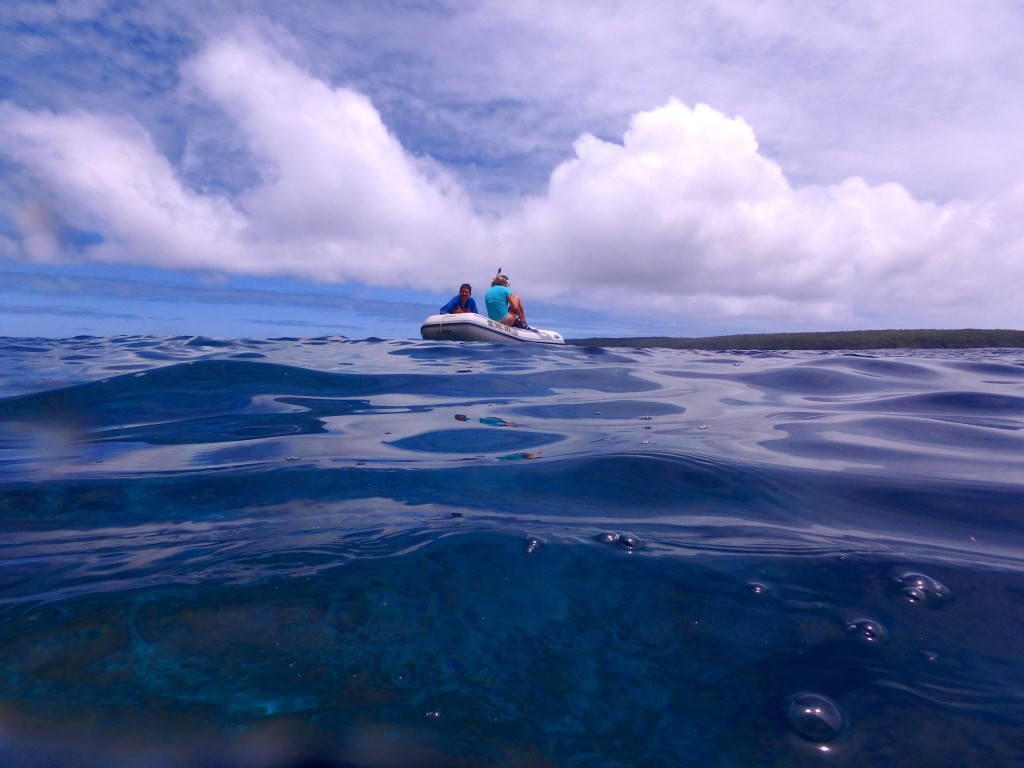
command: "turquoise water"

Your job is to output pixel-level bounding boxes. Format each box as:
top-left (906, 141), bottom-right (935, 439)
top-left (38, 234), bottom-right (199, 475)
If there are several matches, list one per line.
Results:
top-left (1, 335), bottom-right (1024, 766)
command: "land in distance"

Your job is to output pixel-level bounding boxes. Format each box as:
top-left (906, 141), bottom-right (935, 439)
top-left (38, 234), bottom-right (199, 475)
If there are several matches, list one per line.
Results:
top-left (566, 328), bottom-right (1024, 350)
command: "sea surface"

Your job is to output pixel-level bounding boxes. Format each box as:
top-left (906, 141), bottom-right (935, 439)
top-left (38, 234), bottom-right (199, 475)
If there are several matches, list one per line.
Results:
top-left (1, 335), bottom-right (1023, 767)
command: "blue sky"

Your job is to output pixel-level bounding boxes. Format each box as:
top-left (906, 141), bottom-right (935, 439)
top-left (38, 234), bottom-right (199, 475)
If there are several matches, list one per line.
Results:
top-left (2, 1), bottom-right (1024, 340)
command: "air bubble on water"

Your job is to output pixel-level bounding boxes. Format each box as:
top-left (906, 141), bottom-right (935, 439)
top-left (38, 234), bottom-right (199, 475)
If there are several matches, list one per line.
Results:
top-left (846, 618), bottom-right (888, 643)
top-left (893, 572), bottom-right (951, 606)
top-left (784, 692), bottom-right (844, 743)
top-left (526, 536), bottom-right (544, 554)
top-left (596, 532), bottom-right (620, 544)
top-left (617, 533), bottom-right (644, 552)
top-left (746, 581), bottom-right (769, 596)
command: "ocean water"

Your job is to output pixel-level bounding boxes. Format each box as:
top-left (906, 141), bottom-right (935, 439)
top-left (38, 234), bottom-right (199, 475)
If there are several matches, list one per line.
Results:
top-left (1, 335), bottom-right (1023, 767)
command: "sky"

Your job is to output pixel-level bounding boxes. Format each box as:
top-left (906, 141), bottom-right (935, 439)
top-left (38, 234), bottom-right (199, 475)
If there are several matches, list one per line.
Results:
top-left (1, 0), bottom-right (1023, 340)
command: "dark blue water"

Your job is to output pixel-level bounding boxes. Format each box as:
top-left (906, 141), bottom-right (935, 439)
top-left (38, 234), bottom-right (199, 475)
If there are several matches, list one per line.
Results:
top-left (2, 335), bottom-right (1024, 767)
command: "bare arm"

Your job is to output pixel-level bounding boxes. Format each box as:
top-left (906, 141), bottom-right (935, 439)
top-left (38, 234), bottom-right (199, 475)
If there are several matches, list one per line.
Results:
top-left (509, 294), bottom-right (526, 325)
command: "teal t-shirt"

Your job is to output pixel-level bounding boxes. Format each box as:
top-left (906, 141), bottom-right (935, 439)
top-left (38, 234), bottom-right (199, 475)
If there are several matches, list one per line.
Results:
top-left (485, 285), bottom-right (512, 321)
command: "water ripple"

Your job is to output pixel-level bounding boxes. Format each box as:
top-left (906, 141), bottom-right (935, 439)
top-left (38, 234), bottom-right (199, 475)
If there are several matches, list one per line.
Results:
top-left (1, 337), bottom-right (1024, 766)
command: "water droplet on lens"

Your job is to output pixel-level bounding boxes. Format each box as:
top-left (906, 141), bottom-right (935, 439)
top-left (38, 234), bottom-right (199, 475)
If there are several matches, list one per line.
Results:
top-left (846, 618), bottom-right (888, 643)
top-left (893, 572), bottom-right (951, 606)
top-left (526, 536), bottom-right (544, 554)
top-left (617, 533), bottom-right (644, 552)
top-left (596, 532), bottom-right (619, 544)
top-left (784, 692), bottom-right (844, 742)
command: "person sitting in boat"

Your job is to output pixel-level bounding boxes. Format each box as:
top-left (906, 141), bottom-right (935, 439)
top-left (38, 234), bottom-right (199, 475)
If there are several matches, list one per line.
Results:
top-left (485, 273), bottom-right (527, 328)
top-left (440, 283), bottom-right (478, 314)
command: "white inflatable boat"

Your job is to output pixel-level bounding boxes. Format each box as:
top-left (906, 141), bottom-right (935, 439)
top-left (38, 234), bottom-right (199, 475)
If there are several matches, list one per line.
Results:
top-left (420, 313), bottom-right (565, 345)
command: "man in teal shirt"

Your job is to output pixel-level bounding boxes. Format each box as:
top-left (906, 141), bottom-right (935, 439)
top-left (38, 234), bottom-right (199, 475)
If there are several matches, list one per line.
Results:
top-left (484, 274), bottom-right (527, 328)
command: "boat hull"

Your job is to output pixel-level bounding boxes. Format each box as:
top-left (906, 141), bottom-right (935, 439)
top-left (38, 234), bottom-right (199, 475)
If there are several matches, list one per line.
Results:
top-left (420, 314), bottom-right (565, 345)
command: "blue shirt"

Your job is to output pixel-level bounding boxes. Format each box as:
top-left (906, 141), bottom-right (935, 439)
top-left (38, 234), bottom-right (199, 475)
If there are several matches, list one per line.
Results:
top-left (484, 285), bottom-right (512, 321)
top-left (440, 295), bottom-right (478, 314)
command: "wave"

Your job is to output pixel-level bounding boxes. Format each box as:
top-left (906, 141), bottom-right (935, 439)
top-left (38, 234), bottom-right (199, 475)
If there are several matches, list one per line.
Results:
top-left (2, 337), bottom-right (1024, 766)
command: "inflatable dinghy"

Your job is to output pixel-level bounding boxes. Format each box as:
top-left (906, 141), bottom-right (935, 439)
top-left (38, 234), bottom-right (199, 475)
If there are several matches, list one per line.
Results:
top-left (420, 313), bottom-right (565, 345)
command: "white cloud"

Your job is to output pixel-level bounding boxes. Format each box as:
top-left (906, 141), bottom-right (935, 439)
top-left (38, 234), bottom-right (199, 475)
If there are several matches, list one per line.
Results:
top-left (1, 31), bottom-right (1023, 332)
top-left (0, 102), bottom-right (247, 268)
top-left (183, 34), bottom-right (489, 284)
top-left (357, 0), bottom-right (1024, 203)
top-left (508, 98), bottom-right (1024, 326)
top-left (0, 34), bottom-right (491, 287)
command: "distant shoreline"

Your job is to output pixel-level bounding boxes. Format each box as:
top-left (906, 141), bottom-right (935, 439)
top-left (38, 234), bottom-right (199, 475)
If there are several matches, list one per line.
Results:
top-left (566, 328), bottom-right (1024, 350)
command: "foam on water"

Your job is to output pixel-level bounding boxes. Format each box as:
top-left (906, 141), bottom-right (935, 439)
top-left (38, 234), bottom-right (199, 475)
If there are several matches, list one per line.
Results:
top-left (2, 335), bottom-right (1024, 766)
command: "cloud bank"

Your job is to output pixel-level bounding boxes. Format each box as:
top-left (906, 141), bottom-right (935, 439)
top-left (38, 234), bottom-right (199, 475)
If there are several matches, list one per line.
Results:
top-left (1, 32), bottom-right (1022, 330)
top-left (510, 101), bottom-right (1022, 326)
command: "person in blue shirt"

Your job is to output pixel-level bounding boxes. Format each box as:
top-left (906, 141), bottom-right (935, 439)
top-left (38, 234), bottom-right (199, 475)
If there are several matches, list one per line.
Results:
top-left (484, 273), bottom-right (527, 328)
top-left (440, 283), bottom-right (478, 314)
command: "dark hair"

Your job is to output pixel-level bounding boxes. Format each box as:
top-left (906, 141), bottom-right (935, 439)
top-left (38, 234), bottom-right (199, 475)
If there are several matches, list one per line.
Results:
top-left (460, 283), bottom-right (472, 291)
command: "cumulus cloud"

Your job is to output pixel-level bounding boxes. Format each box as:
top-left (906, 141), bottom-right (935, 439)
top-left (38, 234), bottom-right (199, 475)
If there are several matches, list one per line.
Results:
top-left (509, 99), bottom-right (1024, 326)
top-left (1, 32), bottom-right (1022, 330)
top-left (0, 102), bottom-right (247, 268)
top-left (183, 34), bottom-right (489, 283)
top-left (0, 34), bottom-right (490, 286)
